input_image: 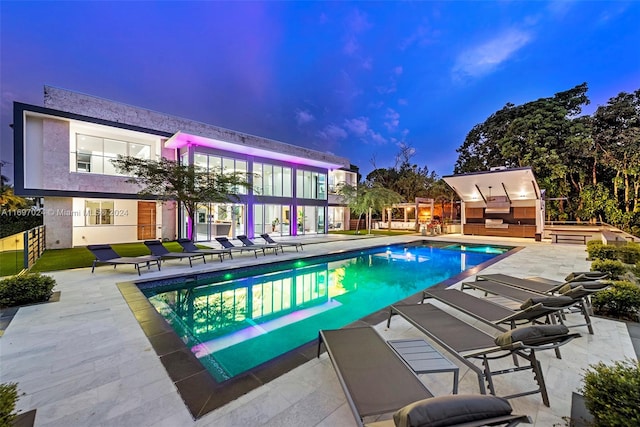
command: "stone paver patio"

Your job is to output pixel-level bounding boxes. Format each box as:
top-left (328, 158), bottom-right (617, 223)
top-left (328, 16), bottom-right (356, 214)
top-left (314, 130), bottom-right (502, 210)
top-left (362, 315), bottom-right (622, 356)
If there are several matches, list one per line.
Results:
top-left (1, 234), bottom-right (636, 426)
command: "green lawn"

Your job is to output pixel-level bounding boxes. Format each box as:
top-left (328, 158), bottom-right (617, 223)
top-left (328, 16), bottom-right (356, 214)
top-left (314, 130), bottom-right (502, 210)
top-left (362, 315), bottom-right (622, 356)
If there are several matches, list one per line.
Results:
top-left (29, 241), bottom-right (186, 273)
top-left (0, 251), bottom-right (24, 277)
top-left (16, 232), bottom-right (411, 274)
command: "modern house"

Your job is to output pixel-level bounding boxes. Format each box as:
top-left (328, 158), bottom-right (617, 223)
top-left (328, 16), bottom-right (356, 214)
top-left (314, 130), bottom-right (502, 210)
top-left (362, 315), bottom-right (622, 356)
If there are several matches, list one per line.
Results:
top-left (13, 86), bottom-right (356, 249)
top-left (443, 167), bottom-right (545, 239)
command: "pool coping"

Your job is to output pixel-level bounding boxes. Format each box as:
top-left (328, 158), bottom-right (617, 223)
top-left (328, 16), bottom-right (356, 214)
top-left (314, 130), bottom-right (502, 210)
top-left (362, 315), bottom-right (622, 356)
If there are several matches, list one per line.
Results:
top-left (117, 240), bottom-right (522, 419)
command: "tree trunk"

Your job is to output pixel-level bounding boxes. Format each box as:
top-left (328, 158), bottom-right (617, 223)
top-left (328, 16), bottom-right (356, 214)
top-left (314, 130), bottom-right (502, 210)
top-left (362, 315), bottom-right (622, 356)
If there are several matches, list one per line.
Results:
top-left (355, 213), bottom-right (363, 234)
top-left (624, 170), bottom-right (630, 212)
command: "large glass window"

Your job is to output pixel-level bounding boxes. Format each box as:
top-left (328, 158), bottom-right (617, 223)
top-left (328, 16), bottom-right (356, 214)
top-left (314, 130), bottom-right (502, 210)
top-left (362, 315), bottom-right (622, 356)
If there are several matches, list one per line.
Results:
top-left (85, 200), bottom-right (114, 225)
top-left (189, 202), bottom-right (245, 241)
top-left (254, 162), bottom-right (292, 197)
top-left (192, 153), bottom-right (247, 195)
top-left (296, 170), bottom-right (327, 200)
top-left (328, 170), bottom-right (357, 194)
top-left (254, 204), bottom-right (291, 236)
top-left (296, 206), bottom-right (326, 234)
top-left (72, 134), bottom-right (152, 175)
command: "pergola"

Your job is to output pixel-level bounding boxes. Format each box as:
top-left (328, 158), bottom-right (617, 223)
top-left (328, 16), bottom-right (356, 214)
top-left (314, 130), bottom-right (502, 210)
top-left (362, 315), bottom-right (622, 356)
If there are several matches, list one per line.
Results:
top-left (380, 198), bottom-right (435, 230)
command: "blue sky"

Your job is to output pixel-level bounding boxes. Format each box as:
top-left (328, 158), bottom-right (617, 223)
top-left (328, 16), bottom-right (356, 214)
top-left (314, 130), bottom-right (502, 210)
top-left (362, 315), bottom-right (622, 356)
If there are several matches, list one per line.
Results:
top-left (1, 1), bottom-right (638, 182)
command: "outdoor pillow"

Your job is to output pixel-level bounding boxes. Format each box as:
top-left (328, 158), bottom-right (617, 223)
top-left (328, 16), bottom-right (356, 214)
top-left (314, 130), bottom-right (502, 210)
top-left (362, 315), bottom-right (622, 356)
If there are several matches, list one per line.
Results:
top-left (559, 282), bottom-right (608, 295)
top-left (565, 271), bottom-right (608, 282)
top-left (393, 395), bottom-right (512, 427)
top-left (567, 281), bottom-right (609, 290)
top-left (494, 324), bottom-right (569, 347)
top-left (520, 295), bottom-right (573, 310)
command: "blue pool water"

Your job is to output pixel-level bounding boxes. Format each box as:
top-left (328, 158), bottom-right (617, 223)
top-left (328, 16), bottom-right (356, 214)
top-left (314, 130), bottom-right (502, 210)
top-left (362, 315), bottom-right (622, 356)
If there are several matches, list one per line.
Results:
top-left (142, 241), bottom-right (511, 381)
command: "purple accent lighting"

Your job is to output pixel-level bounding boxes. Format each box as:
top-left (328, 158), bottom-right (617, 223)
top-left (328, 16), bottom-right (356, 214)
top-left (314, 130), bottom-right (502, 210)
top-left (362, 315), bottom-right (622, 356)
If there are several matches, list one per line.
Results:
top-left (165, 131), bottom-right (344, 170)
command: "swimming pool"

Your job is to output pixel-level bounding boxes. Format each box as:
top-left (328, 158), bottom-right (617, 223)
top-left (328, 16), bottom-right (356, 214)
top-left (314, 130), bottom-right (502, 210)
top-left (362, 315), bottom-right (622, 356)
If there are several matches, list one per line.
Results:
top-left (141, 241), bottom-right (511, 382)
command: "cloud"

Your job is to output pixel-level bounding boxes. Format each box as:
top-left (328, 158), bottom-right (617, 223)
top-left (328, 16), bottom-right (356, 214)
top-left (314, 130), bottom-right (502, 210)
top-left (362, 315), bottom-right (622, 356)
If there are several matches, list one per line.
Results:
top-left (393, 66), bottom-right (403, 75)
top-left (452, 29), bottom-right (532, 79)
top-left (295, 109), bottom-right (315, 126)
top-left (344, 117), bottom-right (369, 136)
top-left (317, 124), bottom-right (348, 141)
top-left (342, 8), bottom-right (372, 56)
top-left (343, 37), bottom-right (359, 55)
top-left (400, 25), bottom-right (437, 50)
top-left (398, 98), bottom-right (408, 106)
top-left (368, 130), bottom-right (387, 145)
top-left (384, 108), bottom-right (400, 132)
top-left (347, 8), bottom-right (373, 33)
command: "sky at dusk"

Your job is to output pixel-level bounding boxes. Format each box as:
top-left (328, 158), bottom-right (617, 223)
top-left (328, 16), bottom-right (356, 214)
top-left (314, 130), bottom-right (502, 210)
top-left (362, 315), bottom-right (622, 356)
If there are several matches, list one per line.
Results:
top-left (1, 1), bottom-right (639, 183)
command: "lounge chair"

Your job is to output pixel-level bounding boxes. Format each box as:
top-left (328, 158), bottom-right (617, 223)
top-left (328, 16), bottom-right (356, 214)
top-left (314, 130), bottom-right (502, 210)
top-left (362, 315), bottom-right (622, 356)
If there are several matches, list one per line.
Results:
top-left (260, 233), bottom-right (304, 252)
top-left (387, 303), bottom-right (580, 407)
top-left (318, 325), bottom-right (531, 427)
top-left (422, 288), bottom-right (574, 331)
top-left (476, 273), bottom-right (608, 294)
top-left (215, 236), bottom-right (263, 258)
top-left (176, 238), bottom-right (232, 262)
top-left (143, 240), bottom-right (206, 267)
top-left (236, 235), bottom-right (279, 255)
top-left (87, 244), bottom-right (161, 276)
top-left (461, 279), bottom-right (609, 334)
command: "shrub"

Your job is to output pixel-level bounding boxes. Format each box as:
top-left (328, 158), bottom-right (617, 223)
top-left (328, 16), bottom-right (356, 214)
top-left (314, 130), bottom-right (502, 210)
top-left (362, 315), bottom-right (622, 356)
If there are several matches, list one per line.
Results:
top-left (0, 382), bottom-right (18, 426)
top-left (581, 359), bottom-right (640, 427)
top-left (617, 243), bottom-right (640, 265)
top-left (588, 244), bottom-right (619, 260)
top-left (591, 259), bottom-right (627, 279)
top-left (592, 281), bottom-right (640, 320)
top-left (586, 240), bottom-right (604, 259)
top-left (0, 273), bottom-right (56, 307)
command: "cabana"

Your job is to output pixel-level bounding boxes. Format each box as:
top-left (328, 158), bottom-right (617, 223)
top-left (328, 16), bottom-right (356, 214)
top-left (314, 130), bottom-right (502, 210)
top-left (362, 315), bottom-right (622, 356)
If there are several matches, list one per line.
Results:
top-left (443, 167), bottom-right (544, 239)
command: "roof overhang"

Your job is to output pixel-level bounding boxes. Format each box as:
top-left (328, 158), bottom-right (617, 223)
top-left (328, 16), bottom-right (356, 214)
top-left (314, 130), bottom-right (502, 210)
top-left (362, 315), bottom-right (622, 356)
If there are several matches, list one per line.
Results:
top-left (443, 167), bottom-right (541, 204)
top-left (165, 131), bottom-right (345, 170)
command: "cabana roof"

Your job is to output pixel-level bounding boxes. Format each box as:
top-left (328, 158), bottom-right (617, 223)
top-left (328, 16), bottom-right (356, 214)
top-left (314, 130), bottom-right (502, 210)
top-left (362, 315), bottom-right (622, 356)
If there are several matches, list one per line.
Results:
top-left (443, 167), bottom-right (541, 204)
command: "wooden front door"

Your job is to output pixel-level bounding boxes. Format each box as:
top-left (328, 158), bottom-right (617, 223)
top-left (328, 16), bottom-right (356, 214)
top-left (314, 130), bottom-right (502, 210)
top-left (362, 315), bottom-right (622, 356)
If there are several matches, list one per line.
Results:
top-left (137, 202), bottom-right (156, 240)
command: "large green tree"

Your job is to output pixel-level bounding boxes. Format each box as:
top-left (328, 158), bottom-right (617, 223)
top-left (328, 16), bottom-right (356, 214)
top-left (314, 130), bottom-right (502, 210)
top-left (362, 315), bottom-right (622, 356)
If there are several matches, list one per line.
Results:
top-left (367, 144), bottom-right (438, 202)
top-left (453, 83), bottom-right (640, 234)
top-left (593, 90), bottom-right (640, 214)
top-left (112, 156), bottom-right (251, 240)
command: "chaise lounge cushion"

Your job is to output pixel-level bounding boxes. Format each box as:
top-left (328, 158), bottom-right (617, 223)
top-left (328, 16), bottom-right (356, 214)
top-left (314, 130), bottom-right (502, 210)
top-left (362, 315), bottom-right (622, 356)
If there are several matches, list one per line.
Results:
top-left (494, 324), bottom-right (569, 347)
top-left (520, 295), bottom-right (573, 310)
top-left (565, 271), bottom-right (608, 282)
top-left (559, 281), bottom-right (609, 294)
top-left (392, 395), bottom-right (512, 427)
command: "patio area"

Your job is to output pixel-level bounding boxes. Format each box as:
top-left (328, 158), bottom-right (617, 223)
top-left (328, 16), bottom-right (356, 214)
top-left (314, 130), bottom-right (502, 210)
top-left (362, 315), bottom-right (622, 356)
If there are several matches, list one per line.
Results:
top-left (1, 234), bottom-right (637, 426)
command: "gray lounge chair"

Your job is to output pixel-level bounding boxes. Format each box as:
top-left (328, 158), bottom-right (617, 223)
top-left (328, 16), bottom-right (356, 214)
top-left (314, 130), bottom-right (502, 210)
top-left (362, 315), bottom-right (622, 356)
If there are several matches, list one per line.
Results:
top-left (176, 238), bottom-right (232, 262)
top-left (260, 233), bottom-right (303, 252)
top-left (236, 235), bottom-right (279, 255)
top-left (143, 240), bottom-right (206, 267)
top-left (387, 303), bottom-right (580, 407)
top-left (318, 325), bottom-right (531, 427)
top-left (476, 273), bottom-right (608, 294)
top-left (422, 288), bottom-right (574, 331)
top-left (461, 279), bottom-right (609, 334)
top-left (215, 236), bottom-right (263, 258)
top-left (87, 244), bottom-right (161, 275)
